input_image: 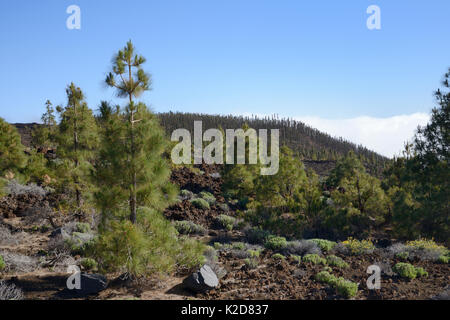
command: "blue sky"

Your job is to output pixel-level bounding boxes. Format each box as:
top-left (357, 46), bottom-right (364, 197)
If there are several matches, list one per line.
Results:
top-left (0, 0), bottom-right (449, 156)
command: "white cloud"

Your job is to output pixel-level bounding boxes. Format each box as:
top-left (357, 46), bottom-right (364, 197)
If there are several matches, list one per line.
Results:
top-left (234, 112), bottom-right (430, 158)
top-left (294, 113), bottom-right (430, 158)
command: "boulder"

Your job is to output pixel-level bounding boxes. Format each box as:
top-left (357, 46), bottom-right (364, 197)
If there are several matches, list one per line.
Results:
top-left (183, 264), bottom-right (219, 293)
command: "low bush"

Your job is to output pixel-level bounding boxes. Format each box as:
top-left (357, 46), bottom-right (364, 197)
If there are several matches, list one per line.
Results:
top-left (0, 255), bottom-right (5, 271)
top-left (0, 280), bottom-right (24, 300)
top-left (341, 238), bottom-right (375, 255)
top-left (283, 240), bottom-right (320, 256)
top-left (438, 255), bottom-right (449, 264)
top-left (199, 191), bottom-right (216, 205)
top-left (290, 254), bottom-right (302, 264)
top-left (80, 258), bottom-right (98, 271)
top-left (335, 278), bottom-right (359, 299)
top-left (244, 258), bottom-right (259, 269)
top-left (190, 198), bottom-right (210, 210)
top-left (180, 189), bottom-right (194, 200)
top-left (248, 249), bottom-right (262, 258)
top-left (264, 236), bottom-right (288, 251)
top-left (272, 253), bottom-right (285, 260)
top-left (393, 262), bottom-right (428, 279)
top-left (406, 239), bottom-right (447, 253)
top-left (315, 271), bottom-right (358, 299)
top-left (0, 252), bottom-right (38, 273)
top-left (326, 255), bottom-right (349, 268)
top-left (216, 215), bottom-right (236, 231)
top-left (6, 180), bottom-right (47, 197)
top-left (173, 220), bottom-right (207, 235)
top-left (395, 252), bottom-right (409, 260)
top-left (309, 239), bottom-right (337, 252)
top-left (93, 207), bottom-right (206, 276)
top-left (303, 253), bottom-right (327, 265)
top-left (231, 242), bottom-right (246, 250)
top-left (75, 222), bottom-right (91, 234)
top-left (415, 267), bottom-right (428, 277)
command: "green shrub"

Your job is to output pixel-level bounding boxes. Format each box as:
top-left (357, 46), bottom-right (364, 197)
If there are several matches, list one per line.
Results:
top-left (173, 220), bottom-right (207, 235)
top-left (290, 254), bottom-right (302, 264)
top-left (315, 270), bottom-right (335, 283)
top-left (395, 251), bottom-right (409, 260)
top-left (264, 236), bottom-right (288, 251)
top-left (326, 255), bottom-right (349, 268)
top-left (341, 238), bottom-right (375, 255)
top-left (303, 254), bottom-right (327, 265)
top-left (65, 232), bottom-right (95, 254)
top-left (216, 214), bottom-right (236, 231)
top-left (393, 262), bottom-right (418, 279)
top-left (180, 189), bottom-right (194, 199)
top-left (199, 191), bottom-right (216, 205)
top-left (93, 207), bottom-right (205, 276)
top-left (310, 239), bottom-right (337, 252)
top-left (415, 267), bottom-right (428, 277)
top-left (231, 242), bottom-right (246, 250)
top-left (81, 258), bottom-right (98, 271)
top-left (76, 222), bottom-right (91, 234)
top-left (334, 278), bottom-right (358, 299)
top-left (438, 255), bottom-right (449, 264)
top-left (272, 253), bottom-right (285, 260)
top-left (190, 198), bottom-right (210, 210)
top-left (248, 249), bottom-right (262, 258)
top-left (315, 271), bottom-right (358, 298)
top-left (213, 242), bottom-right (223, 250)
top-left (244, 258), bottom-right (259, 269)
top-left (406, 239), bottom-right (447, 253)
top-left (0, 255), bottom-right (5, 271)
top-left (322, 266), bottom-right (333, 273)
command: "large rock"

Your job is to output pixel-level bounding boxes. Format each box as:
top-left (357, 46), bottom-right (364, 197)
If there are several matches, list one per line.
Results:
top-left (183, 264), bottom-right (219, 293)
top-left (63, 273), bottom-right (108, 297)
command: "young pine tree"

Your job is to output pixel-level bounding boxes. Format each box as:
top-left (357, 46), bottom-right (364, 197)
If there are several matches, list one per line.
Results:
top-left (0, 118), bottom-right (26, 178)
top-left (55, 83), bottom-right (98, 211)
top-left (32, 100), bottom-right (57, 149)
top-left (99, 40), bottom-right (177, 223)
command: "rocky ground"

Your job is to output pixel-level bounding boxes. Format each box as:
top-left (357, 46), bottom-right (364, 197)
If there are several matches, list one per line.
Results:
top-left (0, 164), bottom-right (449, 300)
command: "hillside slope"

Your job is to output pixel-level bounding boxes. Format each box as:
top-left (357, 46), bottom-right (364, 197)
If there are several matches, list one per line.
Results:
top-left (13, 113), bottom-right (388, 177)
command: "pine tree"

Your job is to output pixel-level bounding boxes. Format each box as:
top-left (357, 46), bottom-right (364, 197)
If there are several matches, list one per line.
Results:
top-left (33, 100), bottom-right (57, 149)
top-left (326, 152), bottom-right (388, 237)
top-left (55, 83), bottom-right (98, 211)
top-left (0, 117), bottom-right (26, 177)
top-left (99, 40), bottom-right (176, 223)
top-left (384, 69), bottom-right (449, 241)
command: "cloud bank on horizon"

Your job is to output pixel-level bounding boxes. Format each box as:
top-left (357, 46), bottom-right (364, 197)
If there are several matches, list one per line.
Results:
top-left (239, 112), bottom-right (430, 158)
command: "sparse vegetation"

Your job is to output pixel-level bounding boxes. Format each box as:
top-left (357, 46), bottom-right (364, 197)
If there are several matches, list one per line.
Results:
top-left (216, 214), bottom-right (236, 231)
top-left (303, 254), bottom-right (327, 265)
top-left (393, 262), bottom-right (428, 279)
top-left (264, 236), bottom-right (288, 251)
top-left (190, 198), bottom-right (210, 210)
top-left (0, 280), bottom-right (24, 300)
top-left (174, 220), bottom-right (207, 235)
top-left (309, 239), bottom-right (337, 252)
top-left (326, 255), bottom-right (349, 268)
top-left (341, 238), bottom-right (375, 255)
top-left (315, 271), bottom-right (358, 298)
top-left (272, 253), bottom-right (285, 260)
top-left (199, 191), bottom-right (216, 205)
